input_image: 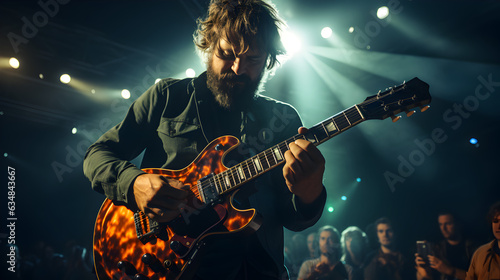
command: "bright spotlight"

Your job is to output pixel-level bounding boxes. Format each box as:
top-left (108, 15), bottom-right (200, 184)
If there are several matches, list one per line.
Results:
top-left (72, 127), bottom-right (78, 134)
top-left (60, 74), bottom-right (71, 84)
top-left (186, 68), bottom-right (196, 78)
top-left (356, 177), bottom-right (361, 182)
top-left (470, 138), bottom-right (478, 145)
top-left (91, 89), bottom-right (96, 94)
top-left (321, 27), bottom-right (332, 39)
top-left (281, 31), bottom-right (302, 56)
top-left (327, 206), bottom-right (334, 213)
top-left (121, 89), bottom-right (131, 99)
top-left (3, 153), bottom-right (8, 158)
top-left (377, 6), bottom-right (390, 19)
top-left (348, 27), bottom-right (355, 33)
top-left (341, 196), bottom-right (347, 201)
top-left (39, 74), bottom-right (44, 79)
top-left (9, 57), bottom-right (20, 69)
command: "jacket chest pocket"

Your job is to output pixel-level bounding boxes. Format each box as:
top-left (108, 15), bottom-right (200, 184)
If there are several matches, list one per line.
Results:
top-left (157, 119), bottom-right (202, 168)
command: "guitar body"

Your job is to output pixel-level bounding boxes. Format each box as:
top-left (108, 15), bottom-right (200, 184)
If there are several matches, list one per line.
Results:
top-left (93, 136), bottom-right (261, 280)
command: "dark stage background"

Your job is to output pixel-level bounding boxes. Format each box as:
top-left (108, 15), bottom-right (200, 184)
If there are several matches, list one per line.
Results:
top-left (1, 0), bottom-right (499, 279)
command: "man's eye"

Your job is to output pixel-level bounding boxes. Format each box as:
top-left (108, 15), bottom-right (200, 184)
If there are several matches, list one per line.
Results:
top-left (220, 51), bottom-right (234, 59)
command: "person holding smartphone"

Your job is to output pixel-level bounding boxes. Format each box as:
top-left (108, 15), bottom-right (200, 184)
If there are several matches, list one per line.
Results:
top-left (415, 211), bottom-right (477, 280)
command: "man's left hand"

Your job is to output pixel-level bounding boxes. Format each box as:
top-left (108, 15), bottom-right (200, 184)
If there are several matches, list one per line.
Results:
top-left (428, 255), bottom-right (454, 276)
top-left (283, 127), bottom-right (325, 204)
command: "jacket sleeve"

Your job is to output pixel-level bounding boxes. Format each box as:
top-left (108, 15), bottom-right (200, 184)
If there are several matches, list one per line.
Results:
top-left (271, 102), bottom-right (327, 231)
top-left (83, 81), bottom-right (169, 209)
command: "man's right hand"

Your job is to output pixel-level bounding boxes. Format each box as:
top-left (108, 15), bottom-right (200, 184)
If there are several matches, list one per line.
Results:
top-left (415, 253), bottom-right (432, 280)
top-left (133, 173), bottom-right (189, 222)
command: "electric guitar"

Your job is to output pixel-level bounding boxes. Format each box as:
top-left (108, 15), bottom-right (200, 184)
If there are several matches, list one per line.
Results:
top-left (93, 78), bottom-right (431, 280)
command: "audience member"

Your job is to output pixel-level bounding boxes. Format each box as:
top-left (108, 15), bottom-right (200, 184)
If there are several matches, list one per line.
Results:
top-left (465, 201), bottom-right (500, 280)
top-left (341, 226), bottom-right (369, 280)
top-left (415, 211), bottom-right (477, 280)
top-left (298, 225), bottom-right (352, 280)
top-left (364, 217), bottom-right (412, 280)
top-left (307, 232), bottom-right (319, 259)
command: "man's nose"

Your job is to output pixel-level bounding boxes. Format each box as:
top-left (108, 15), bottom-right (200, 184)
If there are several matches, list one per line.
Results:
top-left (231, 57), bottom-right (246, 75)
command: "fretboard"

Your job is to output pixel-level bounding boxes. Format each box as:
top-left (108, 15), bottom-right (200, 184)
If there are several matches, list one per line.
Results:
top-left (208, 105), bottom-right (365, 195)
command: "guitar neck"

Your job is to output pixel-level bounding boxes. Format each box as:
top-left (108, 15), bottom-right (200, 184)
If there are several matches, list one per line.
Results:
top-left (212, 105), bottom-right (365, 194)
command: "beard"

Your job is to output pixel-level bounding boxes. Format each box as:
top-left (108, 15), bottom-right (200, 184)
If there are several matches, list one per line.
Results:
top-left (206, 60), bottom-right (263, 111)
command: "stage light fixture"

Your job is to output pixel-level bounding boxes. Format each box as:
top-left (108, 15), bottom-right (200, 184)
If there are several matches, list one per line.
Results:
top-left (121, 89), bottom-right (131, 99)
top-left (3, 153), bottom-right (8, 158)
top-left (186, 68), bottom-right (196, 78)
top-left (470, 138), bottom-right (478, 145)
top-left (349, 27), bottom-right (355, 33)
top-left (328, 206), bottom-right (334, 213)
top-left (377, 6), bottom-right (389, 19)
top-left (341, 196), bottom-right (347, 201)
top-left (356, 177), bottom-right (361, 182)
top-left (72, 127), bottom-right (78, 134)
top-left (60, 74), bottom-right (71, 84)
top-left (9, 57), bottom-right (20, 69)
top-left (321, 27), bottom-right (332, 39)
top-left (39, 74), bottom-right (44, 79)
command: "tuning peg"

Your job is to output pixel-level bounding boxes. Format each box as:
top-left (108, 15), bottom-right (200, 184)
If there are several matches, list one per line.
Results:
top-left (420, 105), bottom-right (430, 112)
top-left (391, 115), bottom-right (401, 122)
top-left (406, 110), bottom-right (416, 117)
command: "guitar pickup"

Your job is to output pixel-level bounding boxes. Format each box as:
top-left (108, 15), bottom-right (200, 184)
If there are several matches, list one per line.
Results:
top-left (197, 173), bottom-right (219, 204)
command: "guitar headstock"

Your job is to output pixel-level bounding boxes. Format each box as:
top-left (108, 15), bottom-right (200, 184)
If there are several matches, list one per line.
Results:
top-left (358, 77), bottom-right (431, 122)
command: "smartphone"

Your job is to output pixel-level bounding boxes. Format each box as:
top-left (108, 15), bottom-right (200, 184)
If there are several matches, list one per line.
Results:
top-left (416, 241), bottom-right (433, 264)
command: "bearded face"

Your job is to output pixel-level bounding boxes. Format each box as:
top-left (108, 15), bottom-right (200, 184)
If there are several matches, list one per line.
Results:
top-left (206, 39), bottom-right (267, 111)
top-left (206, 59), bottom-right (262, 111)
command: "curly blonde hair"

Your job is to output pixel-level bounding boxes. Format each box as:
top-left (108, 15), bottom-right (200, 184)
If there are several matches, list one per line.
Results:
top-left (194, 0), bottom-right (286, 69)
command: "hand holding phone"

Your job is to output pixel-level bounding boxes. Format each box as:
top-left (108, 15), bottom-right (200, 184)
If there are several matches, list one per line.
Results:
top-left (416, 241), bottom-right (433, 265)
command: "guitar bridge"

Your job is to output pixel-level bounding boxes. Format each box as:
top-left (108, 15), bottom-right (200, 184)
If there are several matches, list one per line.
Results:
top-left (134, 211), bottom-right (164, 244)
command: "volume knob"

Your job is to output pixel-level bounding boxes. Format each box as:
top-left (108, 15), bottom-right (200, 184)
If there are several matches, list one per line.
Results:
top-left (117, 260), bottom-right (138, 276)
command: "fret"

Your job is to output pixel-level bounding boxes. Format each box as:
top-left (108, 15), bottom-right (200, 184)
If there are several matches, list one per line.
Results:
top-left (237, 165), bottom-right (245, 181)
top-left (243, 160), bottom-right (253, 179)
top-left (224, 174), bottom-right (231, 189)
top-left (218, 174), bottom-right (227, 192)
top-left (335, 113), bottom-right (350, 131)
top-left (321, 122), bottom-right (329, 136)
top-left (212, 176), bottom-right (221, 194)
top-left (324, 118), bottom-right (338, 134)
top-left (267, 149), bottom-right (277, 166)
top-left (229, 169), bottom-right (238, 187)
top-left (342, 111), bottom-right (352, 126)
top-left (247, 158), bottom-right (258, 177)
top-left (274, 146), bottom-right (283, 161)
top-left (260, 153), bottom-right (270, 170)
top-left (253, 157), bottom-right (263, 172)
